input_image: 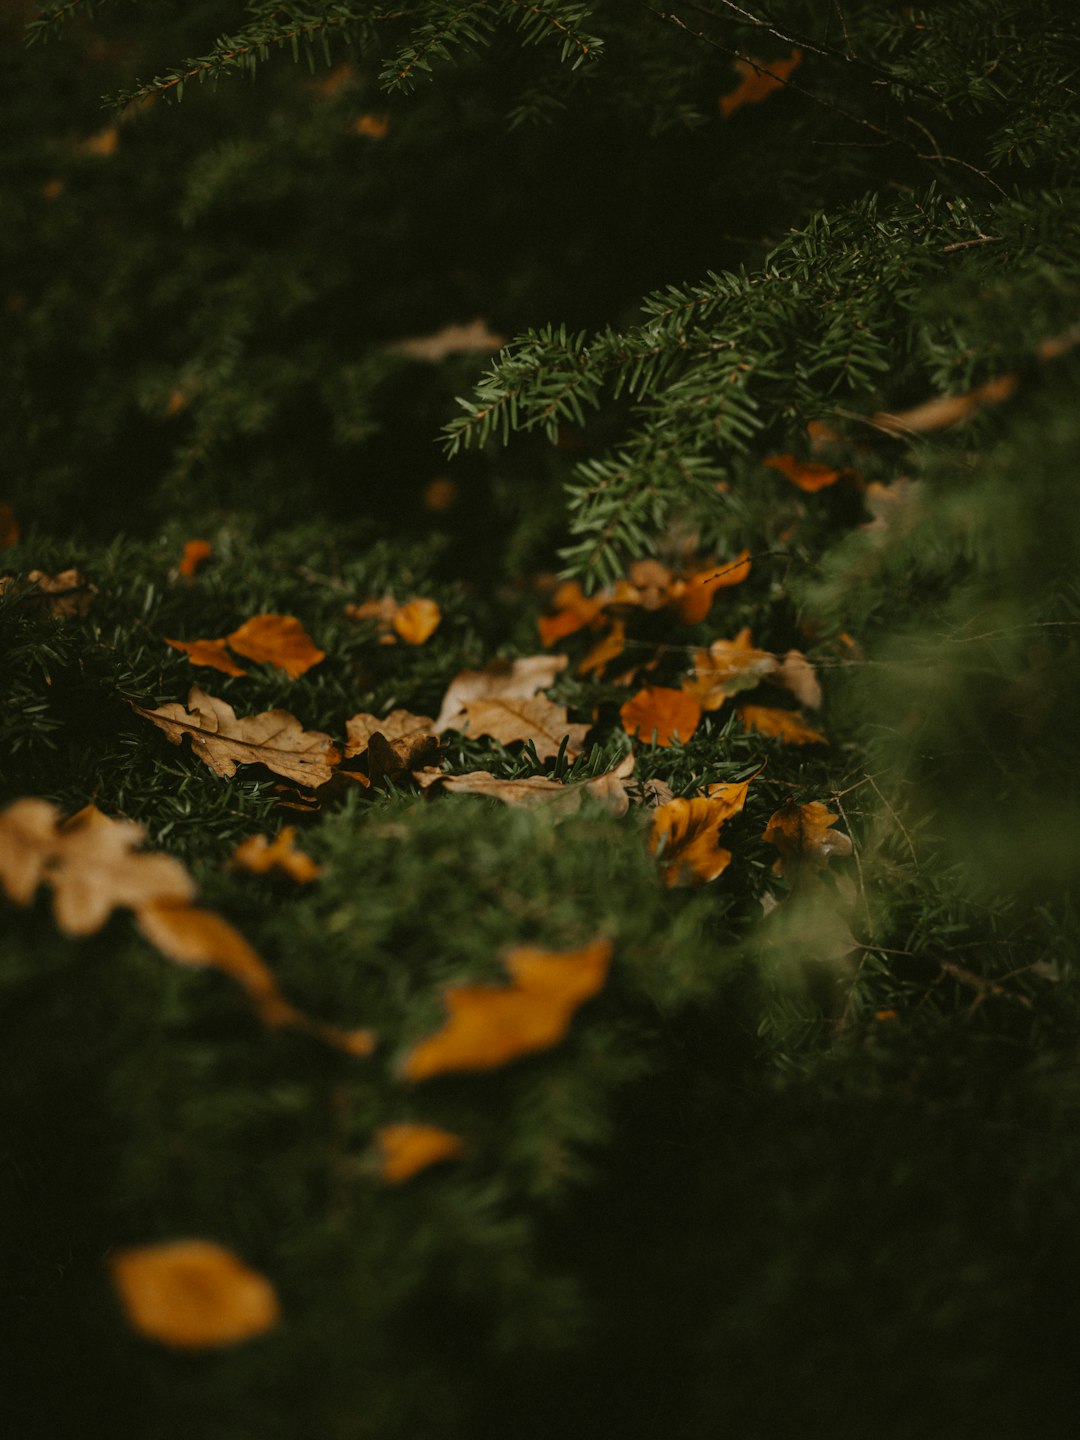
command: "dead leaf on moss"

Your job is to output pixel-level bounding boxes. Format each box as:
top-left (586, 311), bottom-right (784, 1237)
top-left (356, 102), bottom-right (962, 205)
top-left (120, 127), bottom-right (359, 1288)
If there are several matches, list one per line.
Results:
top-left (763, 800), bottom-right (852, 874)
top-left (376, 1124), bottom-right (465, 1183)
top-left (682, 628), bottom-right (776, 710)
top-left (225, 614), bottom-right (325, 678)
top-left (669, 550), bottom-right (752, 624)
top-left (739, 705), bottom-right (827, 745)
top-left (720, 47), bottom-right (802, 117)
top-left (453, 694), bottom-right (589, 760)
top-left (434, 655), bottom-right (567, 733)
top-left (416, 753), bottom-right (635, 817)
top-left (387, 318), bottom-right (504, 363)
top-left (344, 594), bottom-right (441, 645)
top-left (764, 453), bottom-right (846, 493)
top-left (401, 938), bottom-right (612, 1079)
top-left (230, 827), bottom-right (322, 883)
top-left (620, 686), bottom-right (701, 747)
top-left (177, 539), bottom-right (211, 578)
top-left (538, 579), bottom-right (605, 646)
top-left (165, 637), bottom-right (247, 677)
top-left (131, 687), bottom-right (340, 787)
top-left (0, 799), bottom-right (195, 936)
top-left (648, 783), bottom-right (753, 887)
top-left (577, 620), bottom-right (626, 677)
top-left (110, 1240), bottom-right (280, 1350)
top-left (0, 568), bottom-right (97, 617)
top-left (774, 650), bottom-right (822, 709)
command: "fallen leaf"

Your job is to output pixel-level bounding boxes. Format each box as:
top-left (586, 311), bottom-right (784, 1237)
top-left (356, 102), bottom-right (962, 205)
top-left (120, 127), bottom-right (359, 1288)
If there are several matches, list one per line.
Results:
top-left (226, 614), bottom-right (325, 678)
top-left (620, 686), bottom-right (701, 747)
top-left (538, 579), bottom-right (605, 646)
top-left (670, 550), bottom-right (752, 624)
top-left (682, 628), bottom-right (776, 709)
top-left (76, 125), bottom-right (120, 157)
top-left (700, 776), bottom-right (755, 820)
top-left (415, 753), bottom-right (635, 817)
top-left (401, 938), bottom-right (612, 1078)
top-left (345, 595), bottom-right (441, 646)
top-left (354, 111), bottom-right (390, 139)
top-left (720, 47), bottom-right (802, 118)
top-left (648, 787), bottom-right (751, 887)
top-left (764, 453), bottom-right (845, 492)
top-left (454, 694), bottom-right (589, 760)
top-left (762, 800), bottom-right (853, 874)
top-left (861, 478), bottom-right (921, 539)
top-left (576, 619), bottom-right (626, 677)
top-left (165, 637), bottom-right (247, 677)
top-left (178, 539), bottom-right (211, 577)
top-left (434, 655), bottom-right (567, 733)
top-left (376, 1124), bottom-right (465, 1183)
top-left (423, 476), bottom-right (458, 512)
top-left (0, 799), bottom-right (194, 936)
top-left (110, 1241), bottom-right (280, 1350)
top-left (0, 503), bottom-right (18, 549)
top-left (0, 568), bottom-right (97, 617)
top-left (625, 559), bottom-right (672, 611)
top-left (387, 318), bottom-right (504, 364)
top-left (131, 687), bottom-right (341, 787)
top-left (738, 705), bottom-right (827, 745)
top-left (344, 709), bottom-right (436, 759)
top-left (873, 373), bottom-right (1018, 435)
top-left (231, 827), bottom-right (322, 883)
top-left (774, 650), bottom-right (822, 709)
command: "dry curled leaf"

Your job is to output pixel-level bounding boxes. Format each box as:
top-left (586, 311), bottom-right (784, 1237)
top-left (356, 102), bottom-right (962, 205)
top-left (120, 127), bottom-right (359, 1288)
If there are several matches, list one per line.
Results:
top-left (415, 753), bottom-right (634, 817)
top-left (434, 655), bottom-right (567, 733)
top-left (873, 373), bottom-right (1018, 435)
top-left (131, 687), bottom-right (341, 787)
top-left (682, 628), bottom-right (776, 710)
top-left (165, 637), bottom-right (247, 677)
top-left (620, 686), bottom-right (702, 747)
top-left (0, 568), bottom-right (96, 617)
top-left (177, 539), bottom-right (211, 577)
top-left (387, 318), bottom-right (504, 363)
top-left (0, 799), bottom-right (195, 936)
top-left (720, 47), bottom-right (802, 117)
top-left (344, 709), bottom-right (436, 758)
top-left (648, 780), bottom-right (753, 887)
top-left (110, 1241), bottom-right (280, 1350)
top-left (738, 705), bottom-right (827, 745)
top-left (401, 938), bottom-right (612, 1079)
top-left (762, 800), bottom-right (853, 874)
top-left (376, 1124), bottom-right (465, 1184)
top-left (454, 694), bottom-right (590, 761)
top-left (230, 827), bottom-right (322, 883)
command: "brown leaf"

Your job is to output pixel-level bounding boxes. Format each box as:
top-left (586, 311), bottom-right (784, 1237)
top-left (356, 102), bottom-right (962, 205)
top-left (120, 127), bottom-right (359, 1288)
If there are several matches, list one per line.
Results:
top-left (739, 705), bottom-right (827, 745)
top-left (367, 730), bottom-right (441, 787)
top-left (131, 687), bottom-right (341, 787)
top-left (415, 753), bottom-right (635, 818)
top-left (0, 502), bottom-right (18, 550)
top-left (376, 1124), bottom-right (465, 1183)
top-left (230, 828), bottom-right (322, 883)
top-left (177, 539), bottom-right (211, 577)
top-left (225, 614), bottom-right (325, 678)
top-left (354, 112), bottom-right (390, 139)
top-left (763, 453), bottom-right (845, 492)
top-left (401, 938), bottom-right (612, 1079)
top-left (648, 785), bottom-right (752, 887)
top-left (165, 637), bottom-right (247, 677)
top-left (454, 695), bottom-right (589, 760)
top-left (873, 373), bottom-right (1018, 435)
top-left (774, 650), bottom-right (822, 709)
top-left (670, 550), bottom-right (752, 624)
top-left (0, 568), bottom-right (97, 617)
top-left (576, 619), bottom-right (626, 677)
top-left (0, 799), bottom-right (194, 936)
top-left (538, 580), bottom-right (605, 646)
top-left (762, 800), bottom-right (853, 874)
top-left (434, 655), bottom-right (567, 733)
top-left (344, 708), bottom-right (436, 758)
top-left (861, 478), bottom-right (921, 539)
top-left (75, 125), bottom-right (120, 157)
top-left (620, 686), bottom-right (701, 747)
top-left (387, 318), bottom-right (504, 364)
top-left (720, 48), bottom-right (802, 118)
top-left (681, 628), bottom-right (776, 710)
top-left (110, 1240), bottom-right (280, 1350)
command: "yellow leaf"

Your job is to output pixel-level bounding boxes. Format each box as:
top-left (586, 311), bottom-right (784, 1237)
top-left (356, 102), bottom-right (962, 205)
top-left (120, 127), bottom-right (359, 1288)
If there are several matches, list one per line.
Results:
top-left (762, 800), bottom-right (853, 874)
top-left (131, 687), bottom-right (341, 786)
top-left (230, 827), bottom-right (322, 883)
top-left (401, 938), bottom-right (612, 1078)
top-left (577, 619), bottom-right (626, 677)
top-left (670, 550), bottom-right (752, 624)
top-left (681, 627), bottom-right (776, 710)
top-left (648, 797), bottom-right (736, 887)
top-left (620, 686), bottom-right (701, 747)
top-left (226, 614), bottom-right (325, 678)
top-left (738, 705), bottom-right (827, 745)
top-left (392, 597), bottom-right (441, 645)
top-left (165, 636), bottom-right (247, 677)
top-left (376, 1124), bottom-right (464, 1183)
top-left (110, 1240), bottom-right (280, 1349)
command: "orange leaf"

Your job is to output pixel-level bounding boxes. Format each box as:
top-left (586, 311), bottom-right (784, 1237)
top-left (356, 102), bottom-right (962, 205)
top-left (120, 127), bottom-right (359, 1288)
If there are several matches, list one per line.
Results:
top-left (873, 373), bottom-right (1018, 436)
top-left (401, 938), bottom-right (612, 1079)
top-left (392, 597), bottom-right (441, 645)
top-left (110, 1240), bottom-right (280, 1349)
top-left (354, 112), bottom-right (390, 139)
top-left (648, 797), bottom-right (735, 887)
top-left (577, 619), bottom-right (626, 677)
top-left (620, 686), bottom-right (701, 747)
top-left (75, 125), bottom-right (120, 157)
top-left (738, 705), bottom-right (827, 745)
top-left (423, 476), bottom-right (458, 512)
top-left (178, 539), bottom-right (211, 577)
top-left (700, 776), bottom-right (755, 820)
top-left (720, 48), bottom-right (802, 118)
top-left (538, 579), bottom-right (606, 646)
top-left (165, 637), bottom-right (247, 677)
top-left (682, 628), bottom-right (776, 710)
top-left (0, 503), bottom-right (18, 550)
top-left (764, 453), bottom-right (844, 493)
top-left (230, 827), bottom-right (321, 883)
top-left (226, 614), bottom-right (325, 678)
top-left (672, 550), bottom-right (751, 624)
top-left (762, 800), bottom-right (853, 874)
top-left (376, 1124), bottom-right (464, 1183)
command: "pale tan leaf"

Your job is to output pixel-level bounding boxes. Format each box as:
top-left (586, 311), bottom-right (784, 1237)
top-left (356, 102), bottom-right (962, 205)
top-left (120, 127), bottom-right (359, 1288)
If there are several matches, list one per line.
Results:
top-left (434, 655), bottom-right (567, 733)
top-left (344, 709), bottom-right (436, 758)
top-left (387, 318), bottom-right (504, 364)
top-left (131, 687), bottom-right (340, 787)
top-left (414, 753), bottom-right (634, 817)
top-left (774, 650), bottom-right (822, 709)
top-left (455, 695), bottom-right (589, 760)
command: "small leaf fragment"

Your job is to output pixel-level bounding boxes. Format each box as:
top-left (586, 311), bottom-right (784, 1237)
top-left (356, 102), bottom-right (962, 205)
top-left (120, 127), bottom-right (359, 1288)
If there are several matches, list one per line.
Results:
top-left (177, 539), bottom-right (211, 577)
top-left (377, 1124), bottom-right (465, 1183)
top-left (231, 827), bottom-right (322, 883)
top-left (455, 694), bottom-right (589, 760)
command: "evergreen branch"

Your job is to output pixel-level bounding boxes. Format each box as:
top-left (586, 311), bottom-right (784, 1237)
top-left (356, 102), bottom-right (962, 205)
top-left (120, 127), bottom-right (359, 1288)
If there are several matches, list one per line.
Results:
top-left (25, 0), bottom-right (104, 45)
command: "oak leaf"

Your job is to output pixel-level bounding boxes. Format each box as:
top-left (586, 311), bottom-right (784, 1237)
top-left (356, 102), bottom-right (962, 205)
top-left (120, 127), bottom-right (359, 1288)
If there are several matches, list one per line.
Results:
top-left (0, 799), bottom-right (194, 936)
top-left (762, 801), bottom-right (853, 874)
top-left (414, 753), bottom-right (634, 817)
top-left (620, 686), bottom-right (701, 747)
top-left (454, 694), bottom-right (589, 760)
top-left (401, 938), bottom-right (612, 1079)
top-left (230, 827), bottom-right (321, 883)
top-left (0, 568), bottom-right (97, 617)
top-left (376, 1124), bottom-right (465, 1183)
top-left (434, 654), bottom-right (567, 733)
top-left (344, 709), bottom-right (436, 758)
top-left (738, 705), bottom-right (827, 745)
top-left (682, 628), bottom-right (776, 710)
top-left (648, 786), bottom-right (751, 887)
top-left (131, 687), bottom-right (341, 786)
top-left (110, 1240), bottom-right (280, 1350)
top-left (720, 48), bottom-right (802, 117)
